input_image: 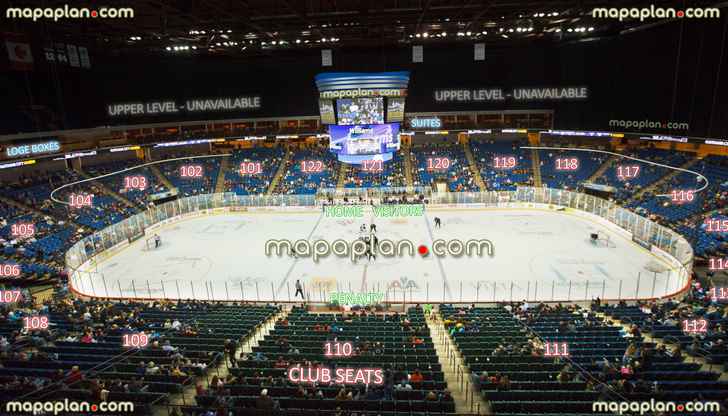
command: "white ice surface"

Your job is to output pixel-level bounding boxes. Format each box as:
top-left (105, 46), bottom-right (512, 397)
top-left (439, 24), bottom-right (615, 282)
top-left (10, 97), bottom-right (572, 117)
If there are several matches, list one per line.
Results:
top-left (73, 207), bottom-right (686, 303)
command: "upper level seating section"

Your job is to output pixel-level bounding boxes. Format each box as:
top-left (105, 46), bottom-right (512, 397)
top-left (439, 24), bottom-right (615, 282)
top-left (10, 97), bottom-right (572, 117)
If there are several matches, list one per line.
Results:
top-left (0, 296), bottom-right (277, 413)
top-left (224, 147), bottom-right (284, 195)
top-left (411, 142), bottom-right (477, 191)
top-left (470, 139), bottom-right (533, 191)
top-left (275, 147), bottom-right (339, 194)
top-left (205, 307), bottom-right (455, 416)
top-left (596, 149), bottom-right (690, 202)
top-left (522, 303), bottom-right (724, 406)
top-left (84, 159), bottom-right (168, 207)
top-left (344, 153), bottom-right (408, 188)
top-left (160, 157), bottom-right (221, 196)
top-left (539, 149), bottom-right (606, 190)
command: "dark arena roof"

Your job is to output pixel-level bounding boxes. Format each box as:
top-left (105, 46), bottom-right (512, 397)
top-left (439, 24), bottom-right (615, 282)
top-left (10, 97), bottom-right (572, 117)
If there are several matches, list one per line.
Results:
top-left (1, 1), bottom-right (728, 416)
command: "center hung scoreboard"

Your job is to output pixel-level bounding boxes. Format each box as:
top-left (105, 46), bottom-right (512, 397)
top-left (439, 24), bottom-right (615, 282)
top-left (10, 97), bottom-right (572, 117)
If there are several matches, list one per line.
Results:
top-left (315, 72), bottom-right (410, 164)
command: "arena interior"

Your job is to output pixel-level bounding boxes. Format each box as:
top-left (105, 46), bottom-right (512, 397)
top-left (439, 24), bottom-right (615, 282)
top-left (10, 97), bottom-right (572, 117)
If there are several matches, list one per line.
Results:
top-left (2, 1), bottom-right (728, 415)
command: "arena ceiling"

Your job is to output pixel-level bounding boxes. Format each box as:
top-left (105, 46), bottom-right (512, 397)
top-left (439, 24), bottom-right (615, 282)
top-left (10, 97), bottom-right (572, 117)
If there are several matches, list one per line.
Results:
top-left (6, 0), bottom-right (726, 56)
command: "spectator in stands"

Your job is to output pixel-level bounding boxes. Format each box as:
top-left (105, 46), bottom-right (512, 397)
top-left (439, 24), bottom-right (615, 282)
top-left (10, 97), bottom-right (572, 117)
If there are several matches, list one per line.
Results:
top-left (497, 375), bottom-right (511, 391)
top-left (426, 390), bottom-right (438, 401)
top-left (255, 389), bottom-right (274, 414)
top-left (335, 388), bottom-right (349, 402)
top-left (65, 365), bottom-right (83, 385)
top-left (409, 369), bottom-right (424, 387)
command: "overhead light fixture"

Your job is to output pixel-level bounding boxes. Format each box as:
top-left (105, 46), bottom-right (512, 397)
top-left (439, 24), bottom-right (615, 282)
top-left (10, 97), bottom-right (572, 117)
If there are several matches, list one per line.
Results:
top-left (555, 28), bottom-right (561, 32)
top-left (441, 31), bottom-right (446, 36)
top-left (501, 34), bottom-right (509, 39)
top-left (466, 31), bottom-right (472, 36)
top-left (296, 39), bottom-right (301, 43)
top-left (588, 27), bottom-right (594, 31)
top-left (423, 32), bottom-right (429, 38)
top-left (567, 28), bottom-right (573, 32)
top-left (415, 34), bottom-right (421, 38)
top-left (457, 32), bottom-right (464, 36)
top-left (166, 46), bottom-right (171, 51)
top-left (192, 46), bottom-right (197, 50)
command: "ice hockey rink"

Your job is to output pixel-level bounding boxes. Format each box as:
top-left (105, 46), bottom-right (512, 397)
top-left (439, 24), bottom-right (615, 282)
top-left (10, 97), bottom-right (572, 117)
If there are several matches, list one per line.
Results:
top-left (71, 206), bottom-right (689, 303)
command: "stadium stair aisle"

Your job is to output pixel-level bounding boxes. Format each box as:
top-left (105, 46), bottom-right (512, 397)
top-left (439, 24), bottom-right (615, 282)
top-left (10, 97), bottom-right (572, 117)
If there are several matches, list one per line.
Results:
top-left (155, 307), bottom-right (285, 416)
top-left (214, 156), bottom-right (230, 193)
top-left (267, 149), bottom-right (292, 195)
top-left (463, 141), bottom-right (488, 191)
top-left (403, 144), bottom-right (415, 190)
top-left (79, 169), bottom-right (137, 209)
top-left (150, 164), bottom-right (176, 192)
top-left (337, 162), bottom-right (350, 190)
top-left (586, 155), bottom-right (619, 183)
top-left (634, 156), bottom-right (702, 199)
top-left (429, 309), bottom-right (489, 414)
top-left (530, 149), bottom-right (543, 187)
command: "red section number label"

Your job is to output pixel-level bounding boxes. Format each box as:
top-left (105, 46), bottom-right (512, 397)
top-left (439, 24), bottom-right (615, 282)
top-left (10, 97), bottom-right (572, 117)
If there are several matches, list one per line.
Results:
top-left (0, 290), bottom-right (21, 303)
top-left (616, 165), bottom-right (640, 180)
top-left (11, 223), bottom-right (34, 238)
top-left (670, 190), bottom-right (694, 203)
top-left (427, 157), bottom-right (451, 171)
top-left (123, 332), bottom-right (149, 348)
top-left (300, 160), bottom-right (324, 173)
top-left (544, 342), bottom-right (569, 357)
top-left (69, 194), bottom-right (93, 208)
top-left (240, 162), bottom-right (263, 175)
top-left (23, 316), bottom-right (49, 330)
top-left (324, 341), bottom-right (353, 357)
top-left (361, 160), bottom-right (383, 173)
top-left (124, 176), bottom-right (148, 190)
top-left (0, 264), bottom-right (21, 277)
top-left (555, 158), bottom-right (579, 171)
top-left (493, 156), bottom-right (517, 169)
top-left (180, 165), bottom-right (203, 178)
top-left (682, 319), bottom-right (707, 334)
top-left (704, 218), bottom-right (728, 232)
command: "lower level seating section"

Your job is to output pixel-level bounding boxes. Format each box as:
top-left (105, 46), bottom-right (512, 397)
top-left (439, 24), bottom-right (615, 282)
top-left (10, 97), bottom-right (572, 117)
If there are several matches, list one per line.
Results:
top-left (225, 147), bottom-right (285, 195)
top-left (191, 306), bottom-right (455, 416)
top-left (0, 289), bottom-right (277, 415)
top-left (539, 148), bottom-right (606, 190)
top-left (55, 181), bottom-right (137, 230)
top-left (440, 304), bottom-right (606, 416)
top-left (4, 169), bottom-right (82, 218)
top-left (344, 153), bottom-right (408, 188)
top-left (84, 159), bottom-right (168, 207)
top-left (596, 148), bottom-right (690, 203)
top-left (469, 139), bottom-right (533, 191)
top-left (521, 303), bottom-right (723, 404)
top-left (0, 193), bottom-right (80, 282)
top-left (600, 283), bottom-right (728, 369)
top-left (275, 146), bottom-right (339, 194)
top-left (159, 155), bottom-right (222, 196)
top-left (411, 142), bottom-right (477, 191)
